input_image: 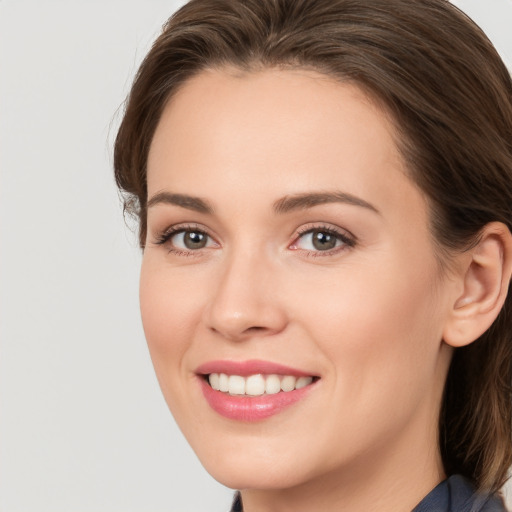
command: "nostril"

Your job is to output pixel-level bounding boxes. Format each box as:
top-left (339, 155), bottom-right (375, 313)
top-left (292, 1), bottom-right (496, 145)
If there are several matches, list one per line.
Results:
top-left (209, 324), bottom-right (276, 341)
top-left (246, 326), bottom-right (266, 332)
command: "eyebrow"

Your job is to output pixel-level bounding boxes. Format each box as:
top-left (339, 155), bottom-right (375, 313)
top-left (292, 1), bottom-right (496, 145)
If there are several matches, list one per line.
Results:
top-left (273, 191), bottom-right (380, 215)
top-left (147, 191), bottom-right (214, 214)
top-left (146, 190), bottom-right (379, 216)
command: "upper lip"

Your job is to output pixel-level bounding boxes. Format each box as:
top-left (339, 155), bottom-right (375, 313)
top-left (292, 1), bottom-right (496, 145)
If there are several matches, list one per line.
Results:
top-left (196, 359), bottom-right (317, 377)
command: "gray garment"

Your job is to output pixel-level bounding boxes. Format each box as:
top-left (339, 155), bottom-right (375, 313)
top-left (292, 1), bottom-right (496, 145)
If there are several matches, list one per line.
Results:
top-left (230, 474), bottom-right (507, 512)
top-left (412, 474), bottom-right (507, 512)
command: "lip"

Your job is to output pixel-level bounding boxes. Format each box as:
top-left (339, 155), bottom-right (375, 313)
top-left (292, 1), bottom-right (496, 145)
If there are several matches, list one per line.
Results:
top-left (196, 359), bottom-right (314, 377)
top-left (196, 359), bottom-right (318, 422)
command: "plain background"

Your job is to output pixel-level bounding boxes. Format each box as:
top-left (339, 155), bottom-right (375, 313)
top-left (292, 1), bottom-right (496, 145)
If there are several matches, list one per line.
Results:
top-left (1, 1), bottom-right (512, 511)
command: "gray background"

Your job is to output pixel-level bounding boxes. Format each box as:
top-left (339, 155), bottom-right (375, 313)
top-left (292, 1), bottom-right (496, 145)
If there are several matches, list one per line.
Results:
top-left (1, 1), bottom-right (511, 511)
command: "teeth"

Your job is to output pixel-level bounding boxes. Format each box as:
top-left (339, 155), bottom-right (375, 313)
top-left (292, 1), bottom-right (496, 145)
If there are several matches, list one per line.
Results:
top-left (281, 375), bottom-right (296, 392)
top-left (228, 375), bottom-right (245, 395)
top-left (296, 376), bottom-right (313, 389)
top-left (245, 374), bottom-right (266, 396)
top-left (209, 373), bottom-right (220, 391)
top-left (265, 374), bottom-right (281, 395)
top-left (219, 373), bottom-right (229, 392)
top-left (207, 373), bottom-right (314, 396)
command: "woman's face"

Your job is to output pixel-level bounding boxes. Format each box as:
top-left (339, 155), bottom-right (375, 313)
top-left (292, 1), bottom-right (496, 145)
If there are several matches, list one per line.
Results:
top-left (141, 68), bottom-right (455, 492)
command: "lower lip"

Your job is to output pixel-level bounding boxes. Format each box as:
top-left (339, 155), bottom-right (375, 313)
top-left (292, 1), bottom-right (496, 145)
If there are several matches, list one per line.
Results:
top-left (199, 378), bottom-right (315, 421)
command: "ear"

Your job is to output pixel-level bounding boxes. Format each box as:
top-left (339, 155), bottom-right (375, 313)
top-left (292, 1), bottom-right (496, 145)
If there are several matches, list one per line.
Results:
top-left (443, 222), bottom-right (512, 348)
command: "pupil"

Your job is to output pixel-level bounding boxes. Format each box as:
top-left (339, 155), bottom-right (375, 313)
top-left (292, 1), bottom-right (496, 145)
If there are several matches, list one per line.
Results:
top-left (184, 231), bottom-right (206, 249)
top-left (312, 231), bottom-right (336, 250)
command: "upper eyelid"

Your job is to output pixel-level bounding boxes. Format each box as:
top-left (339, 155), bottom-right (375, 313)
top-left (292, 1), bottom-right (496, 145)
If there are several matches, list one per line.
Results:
top-left (159, 222), bottom-right (211, 237)
top-left (290, 224), bottom-right (357, 253)
top-left (153, 223), bottom-right (214, 246)
top-left (294, 223), bottom-right (356, 241)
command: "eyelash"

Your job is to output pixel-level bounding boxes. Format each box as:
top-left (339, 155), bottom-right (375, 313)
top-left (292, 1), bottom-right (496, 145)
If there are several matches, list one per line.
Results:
top-left (290, 225), bottom-right (356, 257)
top-left (154, 223), bottom-right (213, 257)
top-left (152, 223), bottom-right (356, 257)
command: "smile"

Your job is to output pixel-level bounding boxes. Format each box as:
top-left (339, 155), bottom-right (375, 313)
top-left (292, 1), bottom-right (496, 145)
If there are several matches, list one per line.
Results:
top-left (208, 373), bottom-right (314, 396)
top-left (196, 360), bottom-right (319, 421)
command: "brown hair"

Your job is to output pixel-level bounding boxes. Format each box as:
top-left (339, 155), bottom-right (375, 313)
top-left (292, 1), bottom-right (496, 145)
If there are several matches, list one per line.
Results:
top-left (114, 0), bottom-right (512, 493)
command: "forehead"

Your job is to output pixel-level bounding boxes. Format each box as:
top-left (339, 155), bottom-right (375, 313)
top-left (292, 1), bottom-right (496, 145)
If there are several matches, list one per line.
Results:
top-left (149, 68), bottom-right (398, 167)
top-left (147, 67), bottom-right (422, 219)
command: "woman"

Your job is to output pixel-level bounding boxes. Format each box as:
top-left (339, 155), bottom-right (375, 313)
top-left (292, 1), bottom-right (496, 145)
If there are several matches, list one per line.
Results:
top-left (114, 0), bottom-right (512, 510)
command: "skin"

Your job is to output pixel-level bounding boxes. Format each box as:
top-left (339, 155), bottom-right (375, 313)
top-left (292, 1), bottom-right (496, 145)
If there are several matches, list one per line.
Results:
top-left (141, 68), bottom-right (464, 512)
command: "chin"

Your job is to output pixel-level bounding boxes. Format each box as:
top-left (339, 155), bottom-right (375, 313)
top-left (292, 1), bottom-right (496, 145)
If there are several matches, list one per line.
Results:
top-left (184, 427), bottom-right (333, 492)
top-left (201, 454), bottom-right (311, 491)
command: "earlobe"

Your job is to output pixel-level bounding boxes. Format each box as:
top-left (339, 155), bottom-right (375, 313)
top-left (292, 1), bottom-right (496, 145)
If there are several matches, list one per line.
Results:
top-left (443, 222), bottom-right (512, 348)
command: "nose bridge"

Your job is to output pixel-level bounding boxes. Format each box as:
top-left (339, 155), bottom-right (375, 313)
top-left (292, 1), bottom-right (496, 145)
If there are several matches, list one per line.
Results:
top-left (205, 244), bottom-right (286, 340)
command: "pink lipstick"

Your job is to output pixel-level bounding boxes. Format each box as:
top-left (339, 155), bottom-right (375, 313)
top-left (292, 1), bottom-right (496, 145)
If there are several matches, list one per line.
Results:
top-left (196, 360), bottom-right (318, 421)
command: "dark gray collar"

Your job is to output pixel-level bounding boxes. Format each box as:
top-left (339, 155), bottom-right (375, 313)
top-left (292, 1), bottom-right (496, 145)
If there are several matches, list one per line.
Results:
top-left (230, 475), bottom-right (507, 512)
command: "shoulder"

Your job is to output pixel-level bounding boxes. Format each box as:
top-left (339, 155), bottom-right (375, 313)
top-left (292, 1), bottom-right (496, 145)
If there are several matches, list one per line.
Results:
top-left (449, 475), bottom-right (507, 512)
top-left (413, 474), bottom-right (508, 512)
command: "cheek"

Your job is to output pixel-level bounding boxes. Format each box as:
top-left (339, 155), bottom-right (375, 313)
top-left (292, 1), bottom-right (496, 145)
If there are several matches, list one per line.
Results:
top-left (290, 258), bottom-right (445, 396)
top-left (139, 259), bottom-right (202, 377)
top-left (280, 261), bottom-right (447, 465)
top-left (139, 258), bottom-right (213, 434)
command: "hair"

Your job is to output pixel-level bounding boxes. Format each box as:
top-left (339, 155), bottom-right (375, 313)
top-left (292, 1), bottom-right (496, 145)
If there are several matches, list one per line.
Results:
top-left (114, 0), bottom-right (512, 493)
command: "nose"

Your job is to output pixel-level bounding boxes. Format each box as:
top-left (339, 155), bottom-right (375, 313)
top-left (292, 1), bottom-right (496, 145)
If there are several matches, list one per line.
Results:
top-left (204, 251), bottom-right (288, 342)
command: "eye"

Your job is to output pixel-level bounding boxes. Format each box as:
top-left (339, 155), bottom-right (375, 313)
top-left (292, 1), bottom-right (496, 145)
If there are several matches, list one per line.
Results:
top-left (290, 226), bottom-right (355, 254)
top-left (173, 230), bottom-right (210, 250)
top-left (153, 225), bottom-right (218, 254)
